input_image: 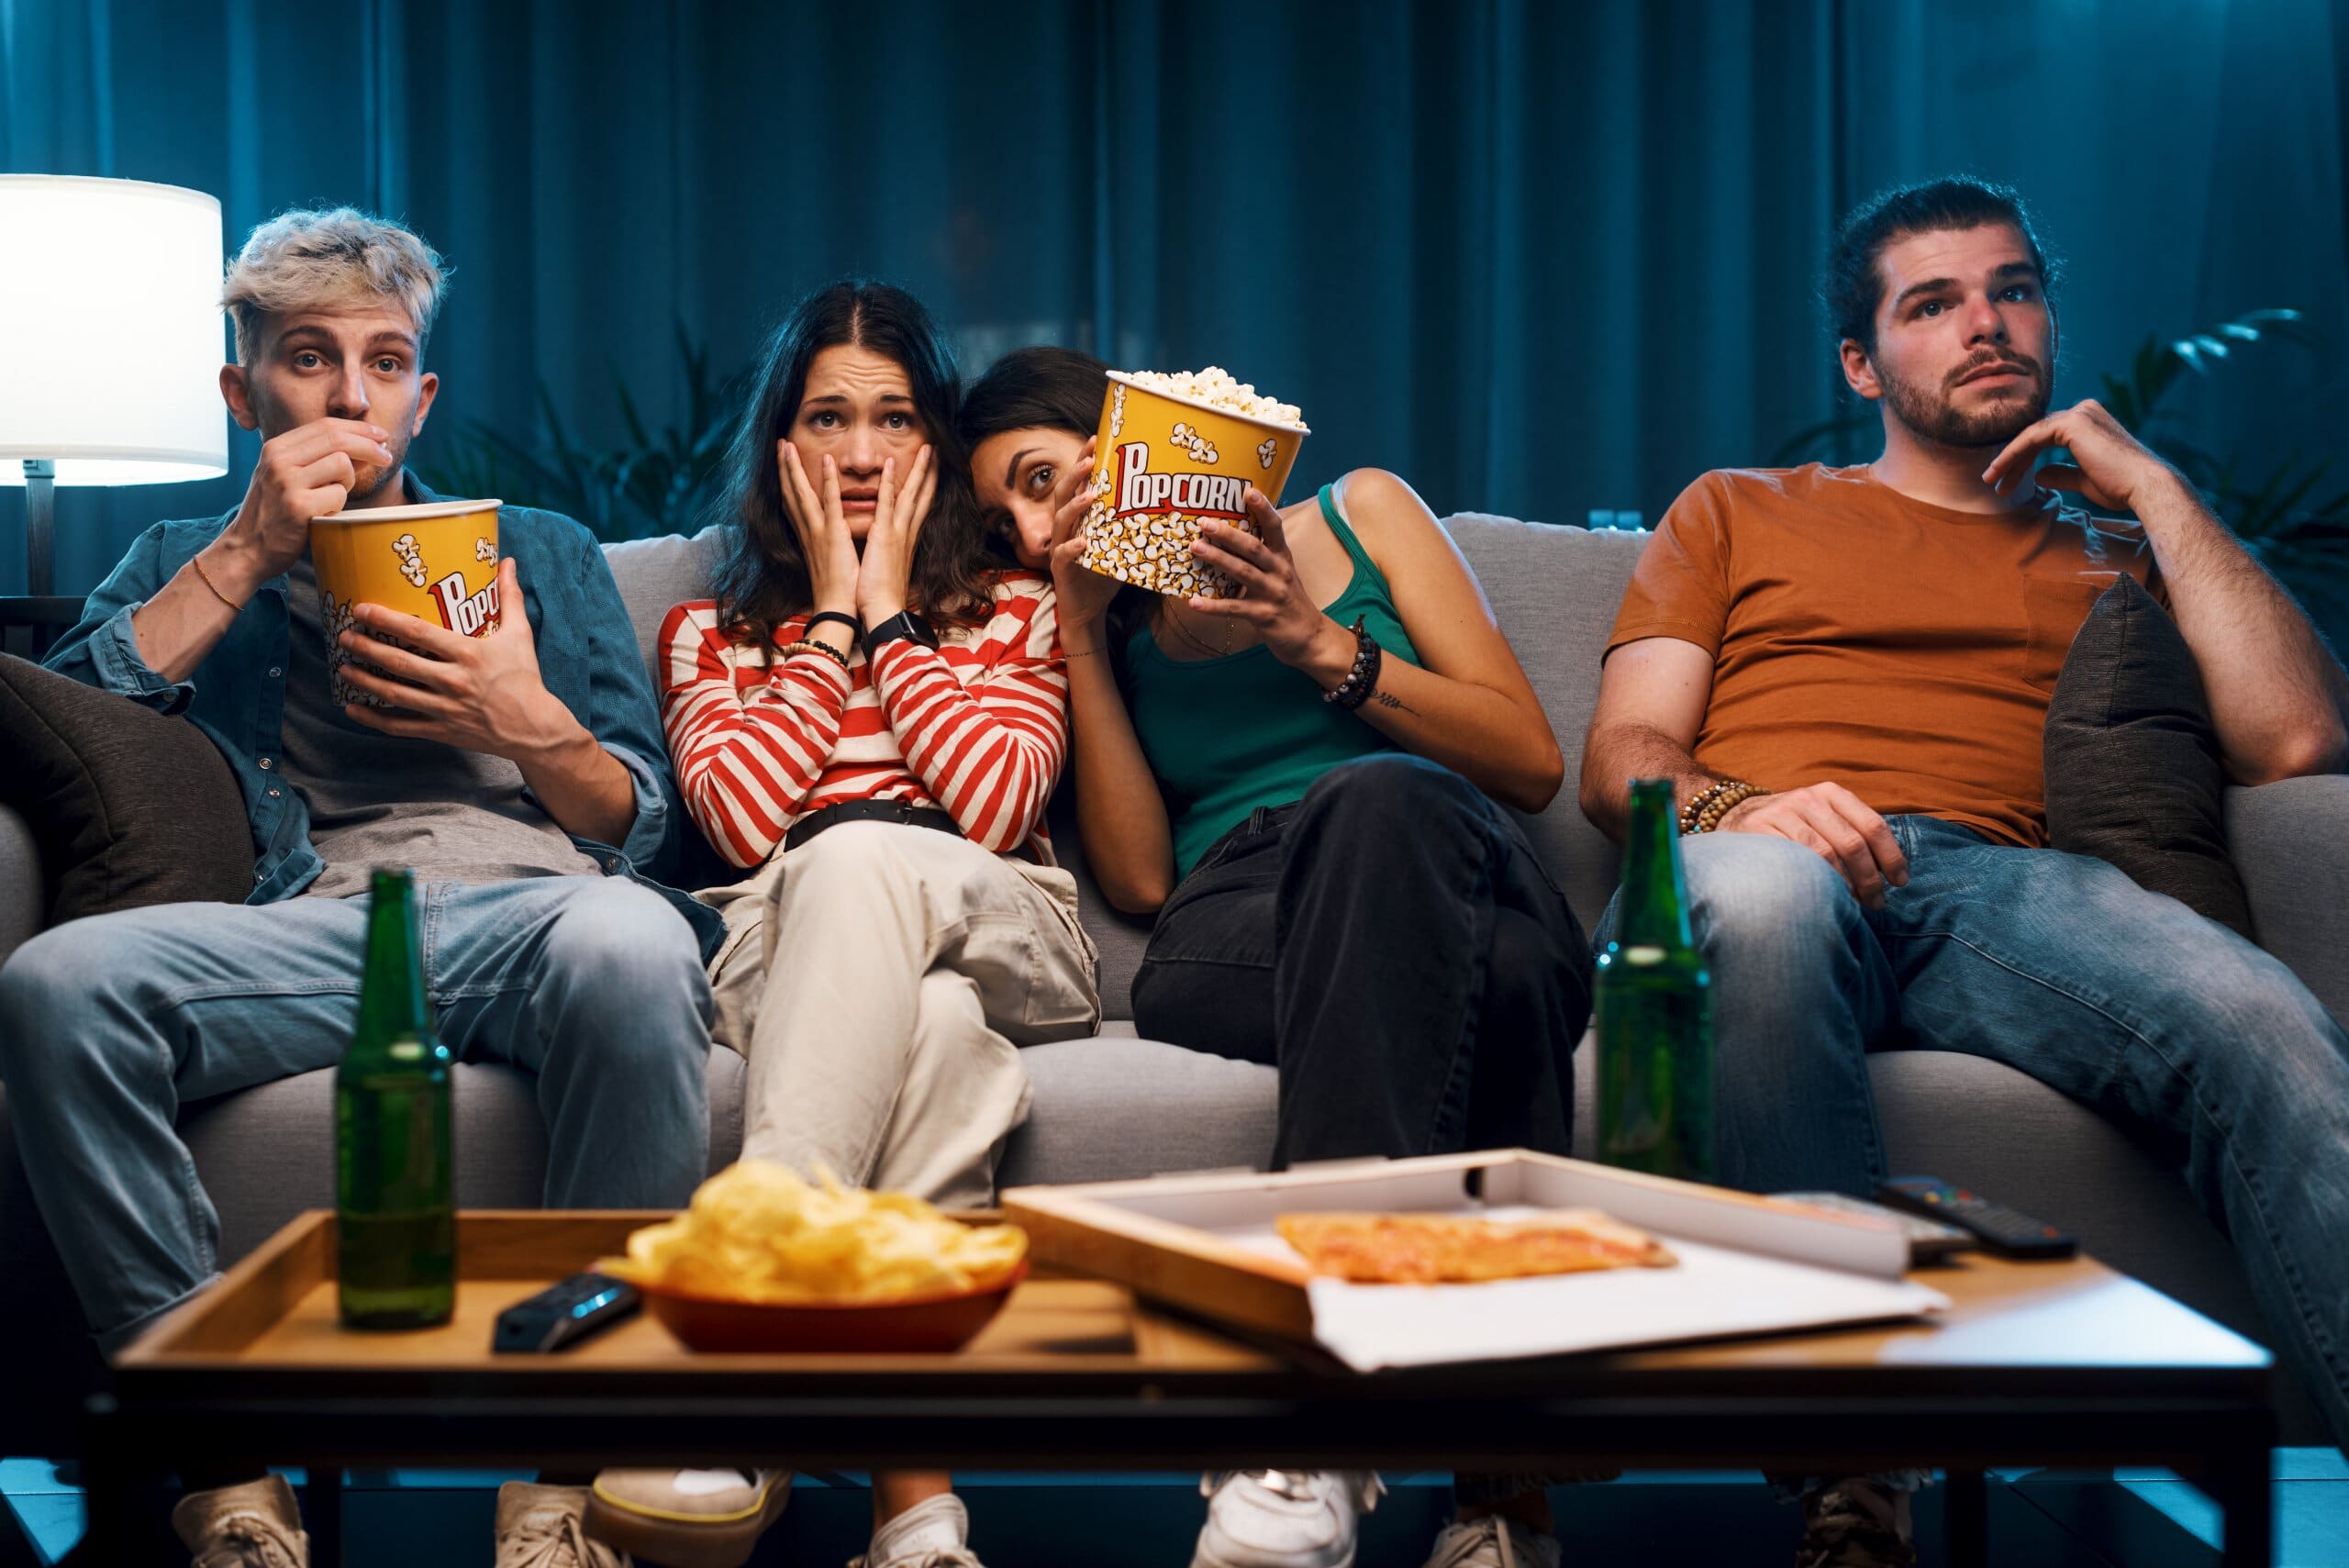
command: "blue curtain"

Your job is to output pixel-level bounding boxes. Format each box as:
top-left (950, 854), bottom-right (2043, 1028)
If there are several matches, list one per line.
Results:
top-left (6, 0), bottom-right (2347, 599)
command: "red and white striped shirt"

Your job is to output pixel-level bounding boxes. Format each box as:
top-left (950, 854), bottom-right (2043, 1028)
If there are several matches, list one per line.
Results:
top-left (658, 573), bottom-right (1067, 869)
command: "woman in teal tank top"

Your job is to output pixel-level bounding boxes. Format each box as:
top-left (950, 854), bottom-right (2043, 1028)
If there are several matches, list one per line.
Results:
top-left (963, 350), bottom-right (1598, 1568)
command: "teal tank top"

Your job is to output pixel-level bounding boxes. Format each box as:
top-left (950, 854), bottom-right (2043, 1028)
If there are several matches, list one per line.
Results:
top-left (1126, 484), bottom-right (1421, 877)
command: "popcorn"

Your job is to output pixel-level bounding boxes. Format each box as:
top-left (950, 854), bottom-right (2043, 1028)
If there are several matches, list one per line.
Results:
top-left (474, 536), bottom-right (497, 563)
top-left (1080, 367), bottom-right (1306, 600)
top-left (390, 531), bottom-right (428, 589)
top-left (1120, 365), bottom-right (1305, 428)
top-left (319, 589), bottom-right (414, 710)
top-left (1169, 422), bottom-right (1219, 464)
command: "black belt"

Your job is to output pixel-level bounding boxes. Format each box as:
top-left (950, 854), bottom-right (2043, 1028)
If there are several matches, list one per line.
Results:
top-left (785, 799), bottom-right (967, 853)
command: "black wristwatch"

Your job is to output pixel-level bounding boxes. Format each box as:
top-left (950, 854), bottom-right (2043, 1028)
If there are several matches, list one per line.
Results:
top-left (863, 609), bottom-right (939, 651)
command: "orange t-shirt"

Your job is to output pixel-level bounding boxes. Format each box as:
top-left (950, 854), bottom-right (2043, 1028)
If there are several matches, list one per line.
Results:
top-left (1605, 463), bottom-right (2162, 848)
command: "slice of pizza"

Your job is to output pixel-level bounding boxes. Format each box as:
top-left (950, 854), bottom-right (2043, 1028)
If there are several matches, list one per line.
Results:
top-left (1275, 1209), bottom-right (1677, 1284)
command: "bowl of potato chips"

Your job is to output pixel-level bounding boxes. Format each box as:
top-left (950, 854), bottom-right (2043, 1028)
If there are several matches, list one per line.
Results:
top-left (599, 1161), bottom-right (1030, 1352)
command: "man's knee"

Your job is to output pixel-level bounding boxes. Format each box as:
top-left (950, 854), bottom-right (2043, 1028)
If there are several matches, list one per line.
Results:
top-left (0, 924), bottom-right (131, 1082)
top-left (2140, 933), bottom-right (2346, 1088)
top-left (541, 881), bottom-right (710, 1030)
top-left (1682, 833), bottom-right (1854, 957)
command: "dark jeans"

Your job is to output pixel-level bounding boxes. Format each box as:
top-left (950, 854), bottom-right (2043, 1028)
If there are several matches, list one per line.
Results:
top-left (1132, 753), bottom-right (1591, 1167)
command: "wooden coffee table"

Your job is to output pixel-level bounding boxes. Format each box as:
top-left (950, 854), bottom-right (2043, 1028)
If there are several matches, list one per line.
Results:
top-left (83, 1210), bottom-right (2277, 1565)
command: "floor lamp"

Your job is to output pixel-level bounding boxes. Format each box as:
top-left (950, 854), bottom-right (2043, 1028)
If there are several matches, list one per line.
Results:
top-left (0, 175), bottom-right (228, 653)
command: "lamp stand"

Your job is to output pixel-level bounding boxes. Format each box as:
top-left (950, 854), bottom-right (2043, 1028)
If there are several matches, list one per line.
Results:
top-left (5, 459), bottom-right (78, 659)
top-left (26, 458), bottom-right (55, 598)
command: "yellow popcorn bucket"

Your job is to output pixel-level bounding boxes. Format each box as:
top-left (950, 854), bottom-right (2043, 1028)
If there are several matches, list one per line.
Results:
top-left (310, 498), bottom-right (504, 708)
top-left (1079, 372), bottom-right (1309, 599)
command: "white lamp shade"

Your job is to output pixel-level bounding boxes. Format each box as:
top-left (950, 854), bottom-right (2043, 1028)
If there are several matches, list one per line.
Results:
top-left (0, 175), bottom-right (229, 486)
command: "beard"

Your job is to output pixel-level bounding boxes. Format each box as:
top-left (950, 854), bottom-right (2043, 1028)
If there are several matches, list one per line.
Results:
top-left (345, 445), bottom-right (407, 505)
top-left (1877, 350), bottom-right (2052, 450)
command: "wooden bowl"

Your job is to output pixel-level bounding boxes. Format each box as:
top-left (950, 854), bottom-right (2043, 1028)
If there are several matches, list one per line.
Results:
top-left (635, 1262), bottom-right (1028, 1353)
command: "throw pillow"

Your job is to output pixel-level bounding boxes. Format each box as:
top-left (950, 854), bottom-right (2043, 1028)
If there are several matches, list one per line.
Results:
top-left (2043, 576), bottom-right (2253, 937)
top-left (0, 654), bottom-right (255, 924)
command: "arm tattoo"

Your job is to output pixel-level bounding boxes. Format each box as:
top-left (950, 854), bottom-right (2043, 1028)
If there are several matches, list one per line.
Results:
top-left (1372, 689), bottom-right (1419, 717)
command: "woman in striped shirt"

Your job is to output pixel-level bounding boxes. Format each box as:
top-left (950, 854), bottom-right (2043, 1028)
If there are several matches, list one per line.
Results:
top-left (590, 284), bottom-right (1095, 1568)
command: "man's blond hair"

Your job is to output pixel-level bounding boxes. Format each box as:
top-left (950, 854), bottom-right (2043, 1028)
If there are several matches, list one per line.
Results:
top-left (220, 207), bottom-right (448, 365)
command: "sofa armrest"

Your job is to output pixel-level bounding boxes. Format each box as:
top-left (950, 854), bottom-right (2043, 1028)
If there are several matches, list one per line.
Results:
top-left (2226, 775), bottom-right (2349, 1023)
top-left (0, 804), bottom-right (40, 971)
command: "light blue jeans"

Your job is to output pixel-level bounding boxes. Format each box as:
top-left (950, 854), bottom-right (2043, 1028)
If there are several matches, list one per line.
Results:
top-left (1598, 816), bottom-right (2349, 1452)
top-left (0, 876), bottom-right (713, 1351)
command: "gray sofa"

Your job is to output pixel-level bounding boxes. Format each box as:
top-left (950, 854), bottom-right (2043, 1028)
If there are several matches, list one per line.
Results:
top-left (5, 514), bottom-right (2343, 1454)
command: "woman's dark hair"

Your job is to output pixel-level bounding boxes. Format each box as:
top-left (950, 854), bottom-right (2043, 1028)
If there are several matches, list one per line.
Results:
top-left (957, 344), bottom-right (1109, 446)
top-left (1822, 176), bottom-right (2061, 355)
top-left (710, 280), bottom-right (993, 646)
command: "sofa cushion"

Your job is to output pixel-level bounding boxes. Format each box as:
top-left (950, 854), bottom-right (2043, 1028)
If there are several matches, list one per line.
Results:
top-left (1444, 517), bottom-right (1646, 931)
top-left (2227, 774), bottom-right (2349, 1024)
top-left (999, 1036), bottom-right (1280, 1186)
top-left (601, 524), bottom-right (731, 695)
top-left (0, 805), bottom-right (40, 971)
top-left (182, 1050), bottom-right (748, 1264)
top-left (2044, 575), bottom-right (2250, 936)
top-left (0, 653), bottom-right (254, 925)
top-left (1044, 785), bottom-right (1153, 1018)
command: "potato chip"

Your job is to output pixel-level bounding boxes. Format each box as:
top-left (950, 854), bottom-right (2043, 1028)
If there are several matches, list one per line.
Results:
top-left (598, 1160), bottom-right (1028, 1305)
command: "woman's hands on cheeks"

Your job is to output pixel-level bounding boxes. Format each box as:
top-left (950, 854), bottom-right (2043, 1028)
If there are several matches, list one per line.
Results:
top-left (854, 443), bottom-right (936, 626)
top-left (1188, 488), bottom-right (1353, 675)
top-left (776, 439), bottom-right (862, 618)
top-left (1045, 439), bottom-right (1121, 651)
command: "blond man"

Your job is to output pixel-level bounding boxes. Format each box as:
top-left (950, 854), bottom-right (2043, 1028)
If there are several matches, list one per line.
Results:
top-left (0, 208), bottom-right (718, 1565)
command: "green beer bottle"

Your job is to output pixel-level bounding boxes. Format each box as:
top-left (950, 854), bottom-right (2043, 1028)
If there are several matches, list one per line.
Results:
top-left (1595, 778), bottom-right (1717, 1182)
top-left (336, 868), bottom-right (455, 1328)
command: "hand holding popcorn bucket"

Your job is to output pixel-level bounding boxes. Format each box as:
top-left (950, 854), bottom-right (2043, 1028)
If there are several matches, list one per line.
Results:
top-left (310, 499), bottom-right (505, 707)
top-left (1079, 368), bottom-right (1308, 598)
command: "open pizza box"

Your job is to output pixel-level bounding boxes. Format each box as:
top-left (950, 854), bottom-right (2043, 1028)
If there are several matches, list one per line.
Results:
top-left (1002, 1150), bottom-right (1951, 1373)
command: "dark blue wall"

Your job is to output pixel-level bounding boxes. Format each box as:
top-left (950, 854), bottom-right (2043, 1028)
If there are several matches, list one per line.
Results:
top-left (6, 0), bottom-right (2347, 603)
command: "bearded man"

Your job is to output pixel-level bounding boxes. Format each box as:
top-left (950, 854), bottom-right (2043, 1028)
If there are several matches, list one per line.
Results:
top-left (1580, 176), bottom-right (2349, 1564)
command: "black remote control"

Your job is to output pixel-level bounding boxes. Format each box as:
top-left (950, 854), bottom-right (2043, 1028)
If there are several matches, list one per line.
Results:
top-left (493, 1273), bottom-right (640, 1353)
top-left (1876, 1177), bottom-right (2077, 1260)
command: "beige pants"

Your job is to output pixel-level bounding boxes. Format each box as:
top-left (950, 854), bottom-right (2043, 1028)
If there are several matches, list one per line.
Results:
top-left (702, 822), bottom-right (1099, 1208)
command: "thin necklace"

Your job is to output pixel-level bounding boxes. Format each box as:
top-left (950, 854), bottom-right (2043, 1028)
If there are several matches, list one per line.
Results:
top-left (1163, 608), bottom-right (1221, 658)
top-left (1163, 603), bottom-right (1236, 659)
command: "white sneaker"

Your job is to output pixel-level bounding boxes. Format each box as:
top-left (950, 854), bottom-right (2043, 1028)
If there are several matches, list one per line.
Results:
top-left (851, 1492), bottom-right (985, 1568)
top-left (170, 1475), bottom-right (309, 1567)
top-left (495, 1483), bottom-right (630, 1568)
top-left (1422, 1515), bottom-right (1562, 1568)
top-left (583, 1468), bottom-right (786, 1568)
top-left (1191, 1470), bottom-right (1386, 1568)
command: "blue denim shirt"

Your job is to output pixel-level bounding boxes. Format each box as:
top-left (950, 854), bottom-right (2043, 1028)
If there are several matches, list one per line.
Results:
top-left (42, 477), bottom-right (725, 961)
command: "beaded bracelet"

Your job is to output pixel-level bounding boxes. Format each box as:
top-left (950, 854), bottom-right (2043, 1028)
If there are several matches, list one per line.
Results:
top-left (1675, 779), bottom-right (1743, 833)
top-left (1679, 779), bottom-right (1771, 836)
top-left (1322, 617), bottom-right (1383, 710)
top-left (781, 638), bottom-right (852, 673)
